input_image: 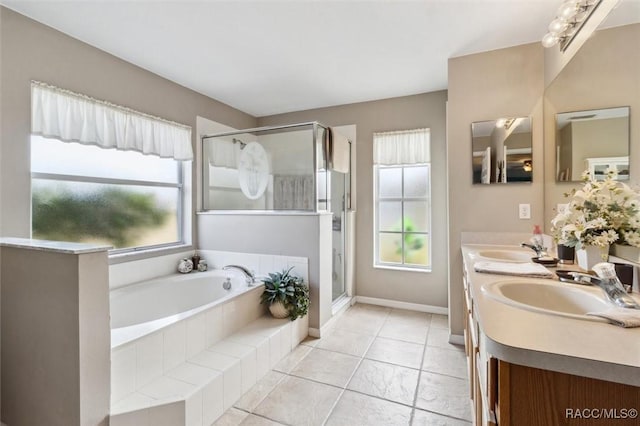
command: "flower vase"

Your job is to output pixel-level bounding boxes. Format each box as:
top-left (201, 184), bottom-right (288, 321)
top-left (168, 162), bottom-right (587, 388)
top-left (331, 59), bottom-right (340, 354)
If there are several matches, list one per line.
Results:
top-left (576, 245), bottom-right (609, 271)
top-left (269, 301), bottom-right (289, 319)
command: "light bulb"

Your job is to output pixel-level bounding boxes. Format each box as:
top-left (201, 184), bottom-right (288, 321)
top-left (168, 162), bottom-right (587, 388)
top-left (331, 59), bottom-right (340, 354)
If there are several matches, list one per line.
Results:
top-left (549, 18), bottom-right (569, 34)
top-left (495, 119), bottom-right (506, 128)
top-left (542, 32), bottom-right (559, 48)
top-left (557, 1), bottom-right (579, 20)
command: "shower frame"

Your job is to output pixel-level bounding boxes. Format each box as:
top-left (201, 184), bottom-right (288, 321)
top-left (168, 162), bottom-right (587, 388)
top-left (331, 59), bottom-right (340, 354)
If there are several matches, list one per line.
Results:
top-left (201, 121), bottom-right (335, 213)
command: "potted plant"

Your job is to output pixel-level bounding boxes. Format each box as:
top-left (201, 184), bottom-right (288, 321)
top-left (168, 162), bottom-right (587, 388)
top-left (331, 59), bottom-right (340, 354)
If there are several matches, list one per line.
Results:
top-left (260, 267), bottom-right (310, 320)
top-left (551, 169), bottom-right (640, 269)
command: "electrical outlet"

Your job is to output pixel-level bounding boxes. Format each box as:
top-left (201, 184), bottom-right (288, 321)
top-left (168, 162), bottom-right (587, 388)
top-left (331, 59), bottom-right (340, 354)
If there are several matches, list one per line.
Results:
top-left (519, 203), bottom-right (531, 219)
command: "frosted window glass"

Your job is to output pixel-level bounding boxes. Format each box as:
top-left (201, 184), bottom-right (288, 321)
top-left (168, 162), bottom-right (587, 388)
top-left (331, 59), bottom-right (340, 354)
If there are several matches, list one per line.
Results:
top-left (404, 201), bottom-right (429, 233)
top-left (379, 201), bottom-right (402, 232)
top-left (379, 232), bottom-right (402, 263)
top-left (378, 167), bottom-right (402, 198)
top-left (32, 179), bottom-right (179, 249)
top-left (404, 234), bottom-right (429, 266)
top-left (404, 166), bottom-right (429, 198)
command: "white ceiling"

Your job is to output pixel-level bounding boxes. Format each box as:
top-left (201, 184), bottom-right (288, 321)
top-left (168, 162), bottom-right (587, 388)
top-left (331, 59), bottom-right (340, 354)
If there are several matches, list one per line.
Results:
top-left (2, 0), bottom-right (639, 117)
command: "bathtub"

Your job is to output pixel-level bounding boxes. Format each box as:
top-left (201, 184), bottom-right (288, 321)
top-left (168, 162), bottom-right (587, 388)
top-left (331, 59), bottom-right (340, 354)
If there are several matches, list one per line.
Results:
top-left (110, 270), bottom-right (264, 348)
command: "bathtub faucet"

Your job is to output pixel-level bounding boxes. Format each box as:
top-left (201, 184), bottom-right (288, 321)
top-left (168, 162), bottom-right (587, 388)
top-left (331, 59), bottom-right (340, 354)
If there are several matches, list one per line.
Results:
top-left (222, 265), bottom-right (256, 286)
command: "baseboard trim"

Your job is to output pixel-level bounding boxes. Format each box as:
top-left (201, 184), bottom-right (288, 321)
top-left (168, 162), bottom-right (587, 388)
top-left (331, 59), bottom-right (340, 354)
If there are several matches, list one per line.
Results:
top-left (355, 296), bottom-right (448, 315)
top-left (449, 334), bottom-right (464, 345)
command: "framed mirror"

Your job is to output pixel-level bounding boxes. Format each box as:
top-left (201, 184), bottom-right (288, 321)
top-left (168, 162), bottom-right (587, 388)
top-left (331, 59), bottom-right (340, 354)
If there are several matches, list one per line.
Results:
top-left (471, 117), bottom-right (532, 184)
top-left (556, 106), bottom-right (630, 182)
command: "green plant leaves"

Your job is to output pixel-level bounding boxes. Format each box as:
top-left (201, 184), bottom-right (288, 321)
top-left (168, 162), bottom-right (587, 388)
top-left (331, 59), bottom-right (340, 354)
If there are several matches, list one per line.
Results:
top-left (260, 267), bottom-right (309, 320)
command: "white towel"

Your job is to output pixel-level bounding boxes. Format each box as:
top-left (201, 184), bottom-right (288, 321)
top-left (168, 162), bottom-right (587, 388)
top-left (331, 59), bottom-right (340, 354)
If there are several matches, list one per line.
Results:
top-left (586, 308), bottom-right (640, 328)
top-left (473, 261), bottom-right (554, 278)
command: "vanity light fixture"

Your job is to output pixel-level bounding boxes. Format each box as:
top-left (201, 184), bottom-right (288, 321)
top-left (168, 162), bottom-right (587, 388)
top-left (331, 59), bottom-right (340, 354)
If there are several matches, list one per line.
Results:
top-left (542, 0), bottom-right (602, 51)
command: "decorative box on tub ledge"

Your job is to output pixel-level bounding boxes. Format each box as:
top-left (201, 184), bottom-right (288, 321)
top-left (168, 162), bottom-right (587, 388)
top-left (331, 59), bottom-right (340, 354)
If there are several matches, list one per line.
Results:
top-left (611, 244), bottom-right (640, 264)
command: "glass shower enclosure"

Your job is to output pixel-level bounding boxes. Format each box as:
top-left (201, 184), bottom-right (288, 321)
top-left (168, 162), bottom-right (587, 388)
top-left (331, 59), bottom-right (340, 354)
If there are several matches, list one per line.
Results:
top-left (201, 122), bottom-right (350, 302)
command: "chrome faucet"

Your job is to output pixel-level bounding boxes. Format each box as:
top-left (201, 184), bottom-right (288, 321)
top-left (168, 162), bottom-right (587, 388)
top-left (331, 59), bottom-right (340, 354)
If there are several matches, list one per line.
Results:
top-left (222, 264), bottom-right (256, 286)
top-left (520, 242), bottom-right (547, 257)
top-left (568, 272), bottom-right (640, 310)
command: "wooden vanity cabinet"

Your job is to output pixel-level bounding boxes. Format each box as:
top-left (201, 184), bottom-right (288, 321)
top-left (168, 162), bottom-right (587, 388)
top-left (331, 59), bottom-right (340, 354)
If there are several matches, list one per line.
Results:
top-left (463, 267), bottom-right (640, 426)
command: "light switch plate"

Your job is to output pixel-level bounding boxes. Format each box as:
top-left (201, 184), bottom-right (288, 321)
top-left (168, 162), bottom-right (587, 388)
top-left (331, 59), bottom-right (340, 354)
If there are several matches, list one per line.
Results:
top-left (519, 203), bottom-right (531, 219)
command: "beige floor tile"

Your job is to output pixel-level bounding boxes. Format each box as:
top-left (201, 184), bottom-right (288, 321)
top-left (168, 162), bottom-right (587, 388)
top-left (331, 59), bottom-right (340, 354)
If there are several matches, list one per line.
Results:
top-left (315, 327), bottom-right (375, 357)
top-left (299, 336), bottom-right (320, 347)
top-left (240, 414), bottom-right (285, 426)
top-left (387, 309), bottom-right (431, 326)
top-left (351, 303), bottom-right (392, 314)
top-left (379, 320), bottom-right (429, 344)
top-left (426, 328), bottom-right (464, 351)
top-left (365, 337), bottom-right (425, 369)
top-left (430, 315), bottom-right (449, 329)
top-left (326, 390), bottom-right (412, 426)
top-left (234, 371), bottom-right (286, 412)
top-left (412, 409), bottom-right (471, 425)
top-left (253, 376), bottom-right (342, 426)
top-left (274, 344), bottom-right (313, 374)
top-left (290, 347), bottom-right (361, 388)
top-left (347, 359), bottom-right (420, 405)
top-left (415, 372), bottom-right (472, 422)
top-left (334, 310), bottom-right (387, 336)
top-left (214, 407), bottom-right (249, 425)
top-left (422, 347), bottom-right (467, 379)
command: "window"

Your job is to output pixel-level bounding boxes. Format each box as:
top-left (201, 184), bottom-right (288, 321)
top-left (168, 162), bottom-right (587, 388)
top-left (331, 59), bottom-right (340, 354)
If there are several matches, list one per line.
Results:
top-left (30, 82), bottom-right (193, 253)
top-left (31, 136), bottom-right (187, 252)
top-left (373, 129), bottom-right (431, 270)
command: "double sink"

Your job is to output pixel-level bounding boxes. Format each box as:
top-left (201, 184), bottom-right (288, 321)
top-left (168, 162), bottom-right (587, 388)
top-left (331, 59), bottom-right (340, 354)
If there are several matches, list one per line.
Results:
top-left (472, 248), bottom-right (626, 322)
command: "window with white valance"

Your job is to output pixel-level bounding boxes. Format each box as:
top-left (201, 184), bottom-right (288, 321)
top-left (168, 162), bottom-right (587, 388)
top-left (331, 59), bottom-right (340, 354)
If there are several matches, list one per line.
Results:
top-left (31, 81), bottom-right (193, 160)
top-left (30, 81), bottom-right (192, 253)
top-left (373, 128), bottom-right (431, 271)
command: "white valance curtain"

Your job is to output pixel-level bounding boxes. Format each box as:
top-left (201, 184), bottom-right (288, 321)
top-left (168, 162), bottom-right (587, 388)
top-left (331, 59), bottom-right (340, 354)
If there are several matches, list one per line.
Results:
top-left (31, 81), bottom-right (193, 160)
top-left (373, 128), bottom-right (430, 165)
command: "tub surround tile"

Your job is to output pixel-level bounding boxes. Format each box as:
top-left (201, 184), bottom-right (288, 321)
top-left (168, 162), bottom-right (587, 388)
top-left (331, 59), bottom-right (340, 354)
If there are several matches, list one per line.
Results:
top-left (290, 347), bottom-right (360, 388)
top-left (110, 408), bottom-right (150, 426)
top-left (325, 390), bottom-right (412, 426)
top-left (205, 306), bottom-right (224, 347)
top-left (186, 313), bottom-right (207, 359)
top-left (209, 341), bottom-right (257, 394)
top-left (185, 390), bottom-right (203, 426)
top-left (147, 400), bottom-right (186, 426)
top-left (163, 322), bottom-right (187, 373)
top-left (234, 370), bottom-right (286, 412)
top-left (188, 350), bottom-right (243, 411)
top-left (315, 328), bottom-right (375, 357)
top-left (136, 332), bottom-right (164, 389)
top-left (112, 343), bottom-right (137, 404)
top-left (253, 376), bottom-right (341, 426)
top-left (415, 372), bottom-right (472, 422)
top-left (412, 409), bottom-right (471, 426)
top-left (111, 392), bottom-right (155, 415)
top-left (166, 363), bottom-right (221, 387)
top-left (347, 359), bottom-right (419, 406)
top-left (138, 376), bottom-right (197, 401)
top-left (202, 374), bottom-right (225, 425)
top-left (365, 337), bottom-right (424, 369)
top-left (422, 347), bottom-right (467, 379)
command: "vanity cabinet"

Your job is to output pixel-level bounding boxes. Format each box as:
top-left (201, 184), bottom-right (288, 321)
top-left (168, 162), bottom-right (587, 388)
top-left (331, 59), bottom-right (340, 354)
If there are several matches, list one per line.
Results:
top-left (462, 260), bottom-right (640, 426)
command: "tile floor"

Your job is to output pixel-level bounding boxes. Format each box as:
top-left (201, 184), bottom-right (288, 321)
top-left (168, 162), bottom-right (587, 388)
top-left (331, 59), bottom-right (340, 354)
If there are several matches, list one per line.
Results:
top-left (214, 303), bottom-right (471, 426)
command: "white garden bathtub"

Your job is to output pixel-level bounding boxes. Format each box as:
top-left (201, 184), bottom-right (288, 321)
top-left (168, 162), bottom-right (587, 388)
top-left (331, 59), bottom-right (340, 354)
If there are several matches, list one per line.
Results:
top-left (110, 270), bottom-right (263, 347)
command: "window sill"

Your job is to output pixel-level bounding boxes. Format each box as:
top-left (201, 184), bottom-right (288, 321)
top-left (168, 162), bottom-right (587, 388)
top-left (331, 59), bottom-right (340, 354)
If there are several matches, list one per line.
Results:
top-left (373, 264), bottom-right (432, 273)
top-left (109, 243), bottom-right (194, 265)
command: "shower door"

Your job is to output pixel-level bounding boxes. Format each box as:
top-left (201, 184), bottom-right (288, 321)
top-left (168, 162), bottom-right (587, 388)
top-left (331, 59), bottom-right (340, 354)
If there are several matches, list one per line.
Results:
top-left (331, 170), bottom-right (347, 302)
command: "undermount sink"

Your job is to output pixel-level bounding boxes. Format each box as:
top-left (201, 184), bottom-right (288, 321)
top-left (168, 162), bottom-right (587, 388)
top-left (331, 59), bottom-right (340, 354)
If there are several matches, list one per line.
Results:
top-left (474, 249), bottom-right (532, 263)
top-left (481, 279), bottom-right (612, 321)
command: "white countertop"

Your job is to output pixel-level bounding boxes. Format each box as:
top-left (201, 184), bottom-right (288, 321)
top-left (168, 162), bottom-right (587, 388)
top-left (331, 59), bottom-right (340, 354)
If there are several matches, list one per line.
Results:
top-left (0, 237), bottom-right (111, 254)
top-left (462, 243), bottom-right (640, 387)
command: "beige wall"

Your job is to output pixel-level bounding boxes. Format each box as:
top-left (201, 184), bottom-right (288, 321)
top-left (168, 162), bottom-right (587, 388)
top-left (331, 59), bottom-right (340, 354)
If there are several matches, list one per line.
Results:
top-left (544, 24), bottom-right (640, 225)
top-left (258, 91), bottom-right (449, 309)
top-left (447, 43), bottom-right (545, 335)
top-left (0, 7), bottom-right (257, 240)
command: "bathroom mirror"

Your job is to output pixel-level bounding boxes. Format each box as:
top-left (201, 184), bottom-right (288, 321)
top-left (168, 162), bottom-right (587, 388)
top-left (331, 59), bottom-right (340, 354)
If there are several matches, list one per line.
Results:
top-left (556, 106), bottom-right (630, 182)
top-left (471, 117), bottom-right (532, 184)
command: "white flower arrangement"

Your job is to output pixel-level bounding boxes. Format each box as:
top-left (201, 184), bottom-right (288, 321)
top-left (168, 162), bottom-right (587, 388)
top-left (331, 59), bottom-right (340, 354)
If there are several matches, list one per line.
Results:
top-left (551, 170), bottom-right (640, 249)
